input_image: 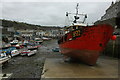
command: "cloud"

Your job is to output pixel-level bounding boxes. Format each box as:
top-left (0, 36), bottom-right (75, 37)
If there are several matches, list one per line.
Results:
top-left (1, 2), bottom-right (112, 26)
top-left (1, 0), bottom-right (116, 2)
top-left (0, 3), bottom-right (2, 19)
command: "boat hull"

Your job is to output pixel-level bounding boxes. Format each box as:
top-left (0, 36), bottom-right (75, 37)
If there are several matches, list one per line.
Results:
top-left (58, 24), bottom-right (114, 65)
top-left (60, 47), bottom-right (100, 65)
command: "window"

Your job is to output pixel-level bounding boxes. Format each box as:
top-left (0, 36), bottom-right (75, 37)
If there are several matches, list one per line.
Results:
top-left (73, 26), bottom-right (76, 29)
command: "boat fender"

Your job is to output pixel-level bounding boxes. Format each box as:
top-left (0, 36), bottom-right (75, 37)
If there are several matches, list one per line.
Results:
top-left (111, 35), bottom-right (117, 40)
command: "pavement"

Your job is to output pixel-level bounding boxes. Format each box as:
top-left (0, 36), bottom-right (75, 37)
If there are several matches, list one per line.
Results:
top-left (42, 57), bottom-right (118, 79)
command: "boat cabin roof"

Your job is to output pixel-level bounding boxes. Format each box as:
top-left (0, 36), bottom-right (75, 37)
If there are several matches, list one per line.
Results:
top-left (65, 24), bottom-right (87, 29)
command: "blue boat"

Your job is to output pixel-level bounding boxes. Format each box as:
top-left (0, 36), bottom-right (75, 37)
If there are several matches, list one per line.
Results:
top-left (1, 47), bottom-right (19, 57)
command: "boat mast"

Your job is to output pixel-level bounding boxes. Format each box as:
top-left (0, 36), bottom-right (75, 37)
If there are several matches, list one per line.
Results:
top-left (73, 3), bottom-right (79, 23)
top-left (76, 3), bottom-right (79, 17)
top-left (65, 3), bottom-right (87, 26)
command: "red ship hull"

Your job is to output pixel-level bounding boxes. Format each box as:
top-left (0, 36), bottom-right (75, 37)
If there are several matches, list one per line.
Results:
top-left (58, 24), bottom-right (114, 65)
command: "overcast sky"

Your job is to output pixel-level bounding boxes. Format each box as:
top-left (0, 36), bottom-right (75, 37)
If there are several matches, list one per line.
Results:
top-left (0, 0), bottom-right (116, 27)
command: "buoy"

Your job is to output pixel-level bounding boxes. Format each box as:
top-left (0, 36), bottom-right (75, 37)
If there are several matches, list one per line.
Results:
top-left (111, 35), bottom-right (117, 40)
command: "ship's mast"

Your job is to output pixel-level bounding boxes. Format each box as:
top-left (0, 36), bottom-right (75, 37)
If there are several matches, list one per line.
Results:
top-left (65, 3), bottom-right (87, 26)
top-left (76, 3), bottom-right (79, 16)
top-left (73, 3), bottom-right (79, 23)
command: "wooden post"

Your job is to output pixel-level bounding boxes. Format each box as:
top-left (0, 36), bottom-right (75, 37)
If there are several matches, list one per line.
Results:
top-left (112, 40), bottom-right (115, 57)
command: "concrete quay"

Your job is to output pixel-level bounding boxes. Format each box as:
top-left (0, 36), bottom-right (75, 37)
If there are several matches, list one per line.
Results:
top-left (42, 57), bottom-right (118, 79)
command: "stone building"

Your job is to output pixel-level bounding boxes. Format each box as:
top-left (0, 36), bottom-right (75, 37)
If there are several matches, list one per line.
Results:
top-left (95, 0), bottom-right (120, 28)
top-left (101, 1), bottom-right (119, 21)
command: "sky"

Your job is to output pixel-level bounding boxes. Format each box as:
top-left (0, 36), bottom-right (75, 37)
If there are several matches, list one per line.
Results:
top-left (0, 0), bottom-right (116, 27)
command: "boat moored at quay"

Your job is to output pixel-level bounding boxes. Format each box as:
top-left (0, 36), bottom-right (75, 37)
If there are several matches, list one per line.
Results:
top-left (58, 3), bottom-right (115, 65)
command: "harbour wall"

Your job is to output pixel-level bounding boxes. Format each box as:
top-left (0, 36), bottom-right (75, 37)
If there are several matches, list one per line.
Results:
top-left (103, 32), bottom-right (120, 58)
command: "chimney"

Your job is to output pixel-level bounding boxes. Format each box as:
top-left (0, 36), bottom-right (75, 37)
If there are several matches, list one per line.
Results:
top-left (111, 1), bottom-right (114, 5)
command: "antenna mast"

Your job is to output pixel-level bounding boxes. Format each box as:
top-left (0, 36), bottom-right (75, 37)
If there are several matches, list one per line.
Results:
top-left (76, 3), bottom-right (79, 16)
top-left (73, 3), bottom-right (79, 23)
top-left (65, 3), bottom-right (87, 25)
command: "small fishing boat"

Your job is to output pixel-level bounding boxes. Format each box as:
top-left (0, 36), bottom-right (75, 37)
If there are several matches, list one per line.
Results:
top-left (52, 47), bottom-right (60, 52)
top-left (20, 50), bottom-right (37, 56)
top-left (9, 47), bottom-right (19, 57)
top-left (27, 42), bottom-right (41, 50)
top-left (13, 44), bottom-right (24, 49)
top-left (0, 56), bottom-right (10, 64)
top-left (0, 54), bottom-right (10, 67)
top-left (35, 38), bottom-right (43, 44)
top-left (11, 50), bottom-right (19, 57)
top-left (10, 40), bottom-right (18, 45)
top-left (42, 37), bottom-right (52, 41)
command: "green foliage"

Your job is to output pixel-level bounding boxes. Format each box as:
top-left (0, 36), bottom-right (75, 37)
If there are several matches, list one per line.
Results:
top-left (0, 19), bottom-right (41, 30)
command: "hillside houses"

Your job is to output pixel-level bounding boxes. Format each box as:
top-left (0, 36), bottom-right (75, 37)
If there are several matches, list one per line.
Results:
top-left (17, 26), bottom-right (63, 39)
top-left (1, 19), bottom-right (64, 43)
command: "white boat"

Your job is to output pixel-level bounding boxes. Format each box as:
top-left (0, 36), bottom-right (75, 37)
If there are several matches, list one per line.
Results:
top-left (11, 50), bottom-right (19, 57)
top-left (35, 38), bottom-right (43, 44)
top-left (0, 54), bottom-right (10, 67)
top-left (27, 50), bottom-right (37, 56)
top-left (42, 37), bottom-right (52, 41)
top-left (0, 57), bottom-right (10, 64)
top-left (20, 50), bottom-right (37, 56)
top-left (10, 40), bottom-right (18, 45)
